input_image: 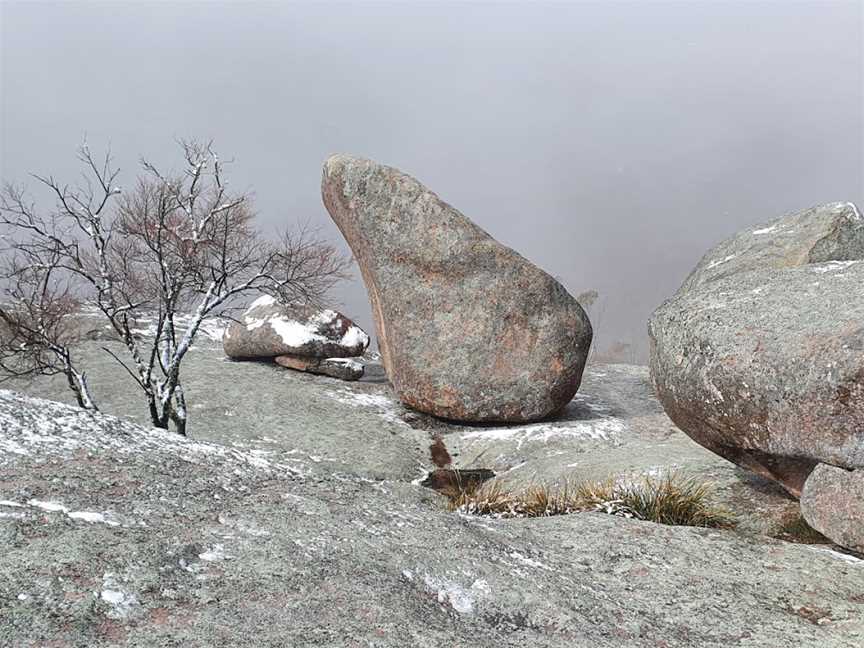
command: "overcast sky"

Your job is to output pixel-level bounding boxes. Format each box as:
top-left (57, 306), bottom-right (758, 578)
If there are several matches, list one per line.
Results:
top-left (2, 1), bottom-right (862, 361)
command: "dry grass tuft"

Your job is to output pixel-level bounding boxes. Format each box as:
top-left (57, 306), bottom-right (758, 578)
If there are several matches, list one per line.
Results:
top-left (445, 472), bottom-right (735, 529)
top-left (574, 474), bottom-right (736, 529)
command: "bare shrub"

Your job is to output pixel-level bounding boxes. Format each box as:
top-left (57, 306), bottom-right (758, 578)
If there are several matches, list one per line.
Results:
top-left (0, 139), bottom-right (349, 434)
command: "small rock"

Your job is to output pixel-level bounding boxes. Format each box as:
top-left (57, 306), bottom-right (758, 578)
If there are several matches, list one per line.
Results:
top-left (223, 295), bottom-right (369, 359)
top-left (800, 464), bottom-right (864, 553)
top-left (275, 355), bottom-right (364, 381)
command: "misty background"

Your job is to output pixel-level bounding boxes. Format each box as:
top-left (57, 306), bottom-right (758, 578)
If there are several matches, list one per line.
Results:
top-left (1, 1), bottom-right (862, 362)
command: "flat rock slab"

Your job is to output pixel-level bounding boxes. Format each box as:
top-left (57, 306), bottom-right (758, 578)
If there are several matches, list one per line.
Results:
top-left (421, 364), bottom-right (802, 537)
top-left (5, 327), bottom-right (803, 536)
top-left (322, 154), bottom-right (592, 423)
top-left (2, 390), bottom-right (864, 647)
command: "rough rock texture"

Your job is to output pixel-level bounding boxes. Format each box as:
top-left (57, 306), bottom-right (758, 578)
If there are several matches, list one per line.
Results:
top-left (223, 295), bottom-right (369, 359)
top-left (321, 154), bottom-right (592, 423)
top-left (4, 327), bottom-right (804, 537)
top-left (649, 202), bottom-right (864, 497)
top-left (275, 354), bottom-right (364, 381)
top-left (801, 464), bottom-right (864, 553)
top-left (2, 386), bottom-right (864, 647)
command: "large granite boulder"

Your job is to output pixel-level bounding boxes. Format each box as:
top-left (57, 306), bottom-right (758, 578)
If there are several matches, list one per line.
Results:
top-left (800, 464), bottom-right (864, 552)
top-left (223, 295), bottom-right (369, 359)
top-left (321, 155), bottom-right (592, 423)
top-left (649, 202), bottom-right (864, 498)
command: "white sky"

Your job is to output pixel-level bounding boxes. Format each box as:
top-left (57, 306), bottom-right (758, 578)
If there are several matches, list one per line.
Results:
top-left (1, 1), bottom-right (862, 360)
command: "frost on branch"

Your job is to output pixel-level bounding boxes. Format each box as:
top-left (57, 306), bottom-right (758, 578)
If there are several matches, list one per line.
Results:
top-left (0, 139), bottom-right (349, 434)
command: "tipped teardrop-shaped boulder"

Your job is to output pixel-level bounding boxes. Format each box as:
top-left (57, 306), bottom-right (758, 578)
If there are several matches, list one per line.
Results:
top-left (321, 154), bottom-right (592, 422)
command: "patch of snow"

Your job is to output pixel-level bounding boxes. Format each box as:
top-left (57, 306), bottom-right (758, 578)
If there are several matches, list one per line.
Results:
top-left (508, 551), bottom-right (551, 570)
top-left (0, 390), bottom-right (307, 478)
top-left (833, 201), bottom-right (862, 221)
top-left (410, 465), bottom-right (430, 486)
top-left (706, 254), bottom-right (737, 270)
top-left (68, 511), bottom-right (119, 526)
top-left (460, 418), bottom-right (624, 449)
top-left (195, 317), bottom-right (229, 342)
top-left (199, 544), bottom-right (227, 561)
top-left (340, 325), bottom-right (369, 349)
top-left (322, 358), bottom-right (363, 371)
top-left (244, 317), bottom-right (267, 331)
top-left (17, 593), bottom-right (28, 601)
top-left (269, 318), bottom-right (326, 347)
top-left (325, 388), bottom-right (406, 426)
top-left (423, 575), bottom-right (488, 615)
top-left (752, 224), bottom-right (778, 235)
top-left (27, 499), bottom-right (69, 513)
top-left (249, 294), bottom-right (276, 309)
top-left (125, 313), bottom-right (227, 343)
top-left (100, 573), bottom-right (140, 620)
top-left (0, 438), bottom-right (29, 455)
top-left (810, 260), bottom-right (860, 273)
top-left (810, 547), bottom-right (863, 565)
top-left (0, 500), bottom-right (23, 507)
top-left (502, 460), bottom-right (528, 473)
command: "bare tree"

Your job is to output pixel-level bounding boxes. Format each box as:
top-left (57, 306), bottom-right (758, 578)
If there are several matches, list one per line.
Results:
top-left (0, 139), bottom-right (349, 434)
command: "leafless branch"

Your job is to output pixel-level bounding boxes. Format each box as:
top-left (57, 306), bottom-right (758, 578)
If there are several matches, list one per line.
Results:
top-left (0, 138), bottom-right (348, 435)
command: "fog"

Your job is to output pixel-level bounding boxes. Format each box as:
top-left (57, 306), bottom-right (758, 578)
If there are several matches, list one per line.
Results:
top-left (2, 1), bottom-right (861, 361)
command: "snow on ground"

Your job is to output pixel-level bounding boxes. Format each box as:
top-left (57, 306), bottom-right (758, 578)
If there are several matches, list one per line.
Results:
top-left (752, 224), bottom-right (778, 235)
top-left (839, 201), bottom-right (862, 221)
top-left (130, 314), bottom-right (228, 343)
top-left (0, 389), bottom-right (309, 477)
top-left (809, 260), bottom-right (860, 274)
top-left (460, 415), bottom-right (625, 448)
top-left (324, 382), bottom-right (627, 449)
top-left (100, 573), bottom-right (141, 620)
top-left (507, 551), bottom-right (551, 571)
top-left (810, 547), bottom-right (863, 565)
top-left (421, 574), bottom-right (490, 615)
top-left (706, 254), bottom-right (738, 270)
top-left (0, 498), bottom-right (122, 526)
top-left (324, 388), bottom-right (407, 426)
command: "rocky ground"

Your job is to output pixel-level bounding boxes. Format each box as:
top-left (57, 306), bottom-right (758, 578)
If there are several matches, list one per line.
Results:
top-left (1, 330), bottom-right (863, 646)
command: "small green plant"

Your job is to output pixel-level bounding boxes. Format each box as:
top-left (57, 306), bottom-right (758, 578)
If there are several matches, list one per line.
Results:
top-left (445, 472), bottom-right (735, 530)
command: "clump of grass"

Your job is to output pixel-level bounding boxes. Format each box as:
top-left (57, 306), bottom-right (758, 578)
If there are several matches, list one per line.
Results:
top-left (574, 474), bottom-right (736, 529)
top-left (445, 472), bottom-right (735, 529)
top-left (447, 479), bottom-right (517, 516)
